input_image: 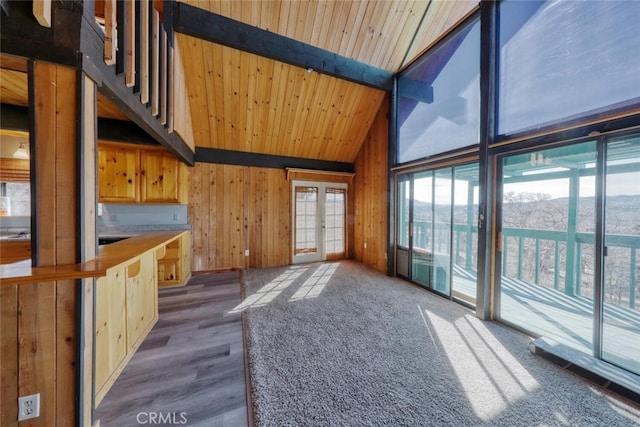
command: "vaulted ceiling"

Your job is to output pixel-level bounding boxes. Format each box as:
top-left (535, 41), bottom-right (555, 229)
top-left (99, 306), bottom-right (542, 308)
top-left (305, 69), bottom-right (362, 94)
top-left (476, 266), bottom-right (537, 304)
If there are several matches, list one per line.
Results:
top-left (176, 0), bottom-right (477, 163)
top-left (0, 1), bottom-right (478, 164)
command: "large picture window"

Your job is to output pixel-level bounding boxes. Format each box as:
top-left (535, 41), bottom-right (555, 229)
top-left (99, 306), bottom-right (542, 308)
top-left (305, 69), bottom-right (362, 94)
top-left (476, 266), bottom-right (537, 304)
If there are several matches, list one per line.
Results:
top-left (397, 18), bottom-right (480, 164)
top-left (498, 0), bottom-right (640, 136)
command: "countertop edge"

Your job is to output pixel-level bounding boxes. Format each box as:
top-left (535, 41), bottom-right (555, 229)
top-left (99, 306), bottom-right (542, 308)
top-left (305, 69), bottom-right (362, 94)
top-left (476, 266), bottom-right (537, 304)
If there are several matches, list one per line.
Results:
top-left (0, 231), bottom-right (188, 285)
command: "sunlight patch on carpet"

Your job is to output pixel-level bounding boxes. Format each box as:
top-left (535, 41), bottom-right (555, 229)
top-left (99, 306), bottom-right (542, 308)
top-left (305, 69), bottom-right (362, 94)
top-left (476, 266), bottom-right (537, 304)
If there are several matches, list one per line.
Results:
top-left (290, 262), bottom-right (339, 301)
top-left (229, 265), bottom-right (308, 313)
top-left (423, 308), bottom-right (540, 421)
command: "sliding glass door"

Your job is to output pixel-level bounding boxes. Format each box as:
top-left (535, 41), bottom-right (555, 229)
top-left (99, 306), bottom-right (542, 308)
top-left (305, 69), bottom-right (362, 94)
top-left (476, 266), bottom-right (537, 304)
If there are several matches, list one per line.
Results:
top-left (602, 134), bottom-right (640, 375)
top-left (498, 133), bottom-right (640, 376)
top-left (396, 163), bottom-right (479, 305)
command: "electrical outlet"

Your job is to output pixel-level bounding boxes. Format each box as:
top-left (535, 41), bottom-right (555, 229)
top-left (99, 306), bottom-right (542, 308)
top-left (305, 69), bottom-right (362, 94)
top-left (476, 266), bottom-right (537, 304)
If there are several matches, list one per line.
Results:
top-left (18, 393), bottom-right (40, 421)
top-left (364, 242), bottom-right (367, 249)
top-left (244, 249), bottom-right (250, 256)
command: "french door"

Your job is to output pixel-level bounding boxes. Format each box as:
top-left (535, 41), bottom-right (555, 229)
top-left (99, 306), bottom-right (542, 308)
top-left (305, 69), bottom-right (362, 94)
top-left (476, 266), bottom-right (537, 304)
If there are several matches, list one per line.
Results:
top-left (292, 181), bottom-right (347, 264)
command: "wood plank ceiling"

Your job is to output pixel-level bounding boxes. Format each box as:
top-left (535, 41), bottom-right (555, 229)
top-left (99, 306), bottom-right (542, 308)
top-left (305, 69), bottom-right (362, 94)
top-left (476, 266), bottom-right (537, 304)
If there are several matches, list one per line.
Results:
top-left (177, 0), bottom-right (477, 163)
top-left (0, 1), bottom-right (478, 163)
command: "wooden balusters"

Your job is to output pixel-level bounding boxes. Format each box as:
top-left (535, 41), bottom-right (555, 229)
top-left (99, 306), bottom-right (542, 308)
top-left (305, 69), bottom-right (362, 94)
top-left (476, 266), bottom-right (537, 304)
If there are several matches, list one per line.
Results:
top-left (104, 0), bottom-right (117, 65)
top-left (97, 0), bottom-right (174, 130)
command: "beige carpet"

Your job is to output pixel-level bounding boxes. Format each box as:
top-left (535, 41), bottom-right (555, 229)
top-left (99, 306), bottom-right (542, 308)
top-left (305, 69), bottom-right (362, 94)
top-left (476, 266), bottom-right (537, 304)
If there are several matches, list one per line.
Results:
top-left (240, 260), bottom-right (640, 426)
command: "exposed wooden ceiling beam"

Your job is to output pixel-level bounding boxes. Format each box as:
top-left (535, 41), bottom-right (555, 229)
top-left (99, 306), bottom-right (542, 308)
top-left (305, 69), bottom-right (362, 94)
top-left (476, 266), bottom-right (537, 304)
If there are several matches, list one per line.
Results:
top-left (195, 147), bottom-right (354, 173)
top-left (172, 2), bottom-right (393, 91)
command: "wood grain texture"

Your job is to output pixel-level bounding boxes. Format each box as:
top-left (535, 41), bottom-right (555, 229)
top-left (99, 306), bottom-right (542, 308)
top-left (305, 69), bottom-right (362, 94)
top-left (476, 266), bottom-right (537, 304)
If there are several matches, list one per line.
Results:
top-left (95, 271), bottom-right (247, 426)
top-left (189, 164), bottom-right (359, 272)
top-left (180, 0), bottom-right (440, 72)
top-left (189, 164), bottom-right (292, 271)
top-left (175, 32), bottom-right (385, 164)
top-left (354, 96), bottom-right (389, 273)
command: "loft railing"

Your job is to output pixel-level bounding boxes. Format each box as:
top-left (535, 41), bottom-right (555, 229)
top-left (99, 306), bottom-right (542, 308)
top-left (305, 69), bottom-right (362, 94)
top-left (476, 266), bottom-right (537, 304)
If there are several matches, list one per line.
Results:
top-left (410, 220), bottom-right (639, 310)
top-left (95, 0), bottom-right (174, 131)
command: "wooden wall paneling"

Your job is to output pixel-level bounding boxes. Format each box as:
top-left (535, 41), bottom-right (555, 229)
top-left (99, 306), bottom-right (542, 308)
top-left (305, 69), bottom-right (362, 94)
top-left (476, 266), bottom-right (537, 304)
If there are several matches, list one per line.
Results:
top-left (353, 97), bottom-right (389, 273)
top-left (0, 284), bottom-right (18, 425)
top-left (248, 167), bottom-right (261, 267)
top-left (33, 62), bottom-right (57, 265)
top-left (243, 164), bottom-right (251, 269)
top-left (233, 165), bottom-right (245, 268)
top-left (188, 163), bottom-right (203, 271)
top-left (26, 62), bottom-right (95, 425)
top-left (205, 164), bottom-right (216, 268)
top-left (277, 169), bottom-right (291, 265)
top-left (18, 281), bottom-right (56, 423)
top-left (54, 68), bottom-right (78, 262)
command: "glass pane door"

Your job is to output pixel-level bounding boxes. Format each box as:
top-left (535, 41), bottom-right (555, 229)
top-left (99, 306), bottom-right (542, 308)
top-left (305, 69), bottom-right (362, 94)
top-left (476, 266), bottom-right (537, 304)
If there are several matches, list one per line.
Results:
top-left (433, 169), bottom-right (453, 295)
top-left (292, 181), bottom-right (348, 264)
top-left (452, 163), bottom-right (479, 305)
top-left (499, 141), bottom-right (597, 355)
top-left (325, 187), bottom-right (346, 260)
top-left (293, 185), bottom-right (321, 263)
top-left (412, 171), bottom-right (433, 287)
top-left (602, 134), bottom-right (640, 375)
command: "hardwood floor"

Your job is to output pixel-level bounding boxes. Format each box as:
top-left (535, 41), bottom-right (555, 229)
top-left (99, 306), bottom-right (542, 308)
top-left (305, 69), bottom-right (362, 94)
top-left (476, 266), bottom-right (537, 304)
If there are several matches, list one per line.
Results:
top-left (95, 271), bottom-right (249, 426)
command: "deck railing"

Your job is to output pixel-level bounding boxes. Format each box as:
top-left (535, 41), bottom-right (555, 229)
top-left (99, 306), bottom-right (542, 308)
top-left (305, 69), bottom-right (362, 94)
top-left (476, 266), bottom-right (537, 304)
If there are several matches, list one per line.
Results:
top-left (411, 220), bottom-right (639, 309)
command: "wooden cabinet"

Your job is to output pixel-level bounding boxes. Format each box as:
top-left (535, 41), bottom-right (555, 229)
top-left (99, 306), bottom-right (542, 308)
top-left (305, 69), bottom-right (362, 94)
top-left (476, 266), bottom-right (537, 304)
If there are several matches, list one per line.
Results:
top-left (94, 249), bottom-right (158, 406)
top-left (95, 267), bottom-right (127, 399)
top-left (98, 144), bottom-right (140, 203)
top-left (98, 142), bottom-right (187, 204)
top-left (157, 231), bottom-right (191, 287)
top-left (140, 150), bottom-right (181, 203)
top-left (126, 254), bottom-right (158, 349)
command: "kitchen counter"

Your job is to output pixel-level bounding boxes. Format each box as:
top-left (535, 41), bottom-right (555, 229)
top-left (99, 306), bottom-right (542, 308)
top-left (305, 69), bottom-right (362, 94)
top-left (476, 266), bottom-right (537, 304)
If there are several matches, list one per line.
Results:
top-left (0, 231), bottom-right (186, 285)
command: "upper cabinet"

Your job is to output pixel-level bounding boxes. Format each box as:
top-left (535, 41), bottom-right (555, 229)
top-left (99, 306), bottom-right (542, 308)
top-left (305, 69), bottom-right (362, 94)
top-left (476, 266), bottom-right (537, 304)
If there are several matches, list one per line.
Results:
top-left (98, 144), bottom-right (140, 203)
top-left (140, 150), bottom-right (181, 203)
top-left (98, 142), bottom-right (188, 204)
